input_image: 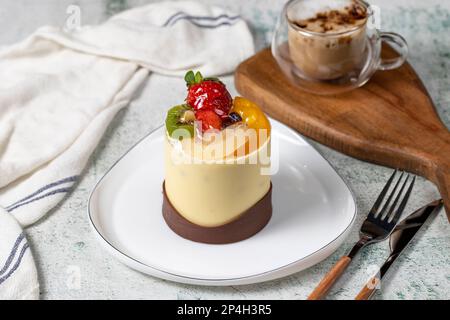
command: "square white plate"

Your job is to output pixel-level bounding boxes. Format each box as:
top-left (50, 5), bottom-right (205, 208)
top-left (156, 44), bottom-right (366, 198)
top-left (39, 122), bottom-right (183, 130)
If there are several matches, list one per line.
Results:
top-left (88, 119), bottom-right (356, 285)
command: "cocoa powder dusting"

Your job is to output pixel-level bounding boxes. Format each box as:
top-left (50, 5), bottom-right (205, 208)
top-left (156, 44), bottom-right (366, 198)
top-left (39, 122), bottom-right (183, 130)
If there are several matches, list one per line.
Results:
top-left (292, 0), bottom-right (367, 33)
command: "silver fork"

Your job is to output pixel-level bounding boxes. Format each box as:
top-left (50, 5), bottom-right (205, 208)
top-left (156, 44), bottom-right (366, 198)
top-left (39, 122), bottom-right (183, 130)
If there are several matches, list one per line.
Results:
top-left (307, 170), bottom-right (415, 300)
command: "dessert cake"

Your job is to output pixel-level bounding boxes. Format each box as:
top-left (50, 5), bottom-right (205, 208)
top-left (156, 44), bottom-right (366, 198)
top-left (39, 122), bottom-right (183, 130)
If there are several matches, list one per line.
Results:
top-left (163, 71), bottom-right (272, 244)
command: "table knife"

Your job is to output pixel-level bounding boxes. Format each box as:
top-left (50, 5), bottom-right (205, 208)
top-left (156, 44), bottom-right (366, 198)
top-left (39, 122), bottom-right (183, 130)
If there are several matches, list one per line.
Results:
top-left (355, 199), bottom-right (443, 300)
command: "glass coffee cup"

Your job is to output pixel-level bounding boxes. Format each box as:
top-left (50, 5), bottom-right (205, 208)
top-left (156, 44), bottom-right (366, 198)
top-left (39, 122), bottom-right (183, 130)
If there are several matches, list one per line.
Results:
top-left (272, 0), bottom-right (408, 95)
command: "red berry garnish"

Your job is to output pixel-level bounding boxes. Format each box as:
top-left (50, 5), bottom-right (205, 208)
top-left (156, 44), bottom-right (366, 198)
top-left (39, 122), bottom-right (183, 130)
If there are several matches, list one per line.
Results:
top-left (195, 110), bottom-right (222, 132)
top-left (185, 71), bottom-right (232, 118)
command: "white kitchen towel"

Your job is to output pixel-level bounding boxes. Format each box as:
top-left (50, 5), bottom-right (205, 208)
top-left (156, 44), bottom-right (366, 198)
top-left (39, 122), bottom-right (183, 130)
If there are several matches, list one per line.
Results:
top-left (0, 1), bottom-right (254, 299)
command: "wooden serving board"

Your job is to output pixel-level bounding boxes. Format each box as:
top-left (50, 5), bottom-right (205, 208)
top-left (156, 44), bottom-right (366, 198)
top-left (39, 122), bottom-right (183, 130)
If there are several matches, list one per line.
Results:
top-left (235, 46), bottom-right (450, 220)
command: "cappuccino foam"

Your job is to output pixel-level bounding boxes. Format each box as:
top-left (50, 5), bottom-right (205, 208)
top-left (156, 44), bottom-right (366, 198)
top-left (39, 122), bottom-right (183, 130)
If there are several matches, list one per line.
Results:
top-left (288, 0), bottom-right (367, 33)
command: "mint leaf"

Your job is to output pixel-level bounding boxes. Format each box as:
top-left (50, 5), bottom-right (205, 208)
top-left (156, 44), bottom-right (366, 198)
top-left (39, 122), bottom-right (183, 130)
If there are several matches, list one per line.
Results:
top-left (194, 71), bottom-right (203, 84)
top-left (184, 70), bottom-right (195, 86)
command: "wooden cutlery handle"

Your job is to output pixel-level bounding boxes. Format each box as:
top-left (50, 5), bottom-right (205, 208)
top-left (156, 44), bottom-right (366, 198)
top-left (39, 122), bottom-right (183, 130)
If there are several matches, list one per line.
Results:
top-left (355, 276), bottom-right (380, 300)
top-left (307, 256), bottom-right (351, 300)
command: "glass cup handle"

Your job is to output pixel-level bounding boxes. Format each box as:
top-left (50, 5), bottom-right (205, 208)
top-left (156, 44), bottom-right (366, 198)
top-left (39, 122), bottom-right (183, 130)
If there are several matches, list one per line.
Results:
top-left (378, 32), bottom-right (409, 71)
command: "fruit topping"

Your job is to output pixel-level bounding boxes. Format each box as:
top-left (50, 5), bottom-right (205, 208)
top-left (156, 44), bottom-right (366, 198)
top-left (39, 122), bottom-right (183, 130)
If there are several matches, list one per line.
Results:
top-left (195, 109), bottom-right (222, 132)
top-left (167, 73), bottom-right (270, 144)
top-left (229, 112), bottom-right (242, 123)
top-left (221, 112), bottom-right (243, 128)
top-left (180, 109), bottom-right (195, 124)
top-left (231, 97), bottom-right (271, 132)
top-left (165, 104), bottom-right (194, 138)
top-left (185, 71), bottom-right (232, 118)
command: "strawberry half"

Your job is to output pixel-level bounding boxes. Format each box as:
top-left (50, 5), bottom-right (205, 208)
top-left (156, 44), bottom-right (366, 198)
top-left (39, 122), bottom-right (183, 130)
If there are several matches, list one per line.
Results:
top-left (185, 71), bottom-right (232, 118)
top-left (195, 109), bottom-right (222, 132)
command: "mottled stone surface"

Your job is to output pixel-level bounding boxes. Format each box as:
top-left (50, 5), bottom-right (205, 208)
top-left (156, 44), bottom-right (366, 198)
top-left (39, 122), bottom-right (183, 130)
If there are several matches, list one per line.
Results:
top-left (1, 0), bottom-right (449, 300)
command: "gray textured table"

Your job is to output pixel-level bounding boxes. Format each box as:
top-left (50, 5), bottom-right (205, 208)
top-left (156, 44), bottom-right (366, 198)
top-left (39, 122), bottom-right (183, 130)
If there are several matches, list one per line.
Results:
top-left (2, 0), bottom-right (449, 300)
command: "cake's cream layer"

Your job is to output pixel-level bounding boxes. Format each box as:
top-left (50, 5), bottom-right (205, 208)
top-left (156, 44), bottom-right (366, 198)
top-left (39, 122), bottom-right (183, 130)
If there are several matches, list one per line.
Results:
top-left (164, 135), bottom-right (271, 228)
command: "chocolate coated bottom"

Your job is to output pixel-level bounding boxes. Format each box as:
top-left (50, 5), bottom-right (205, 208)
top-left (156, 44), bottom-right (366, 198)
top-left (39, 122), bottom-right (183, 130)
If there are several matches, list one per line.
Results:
top-left (162, 182), bottom-right (272, 244)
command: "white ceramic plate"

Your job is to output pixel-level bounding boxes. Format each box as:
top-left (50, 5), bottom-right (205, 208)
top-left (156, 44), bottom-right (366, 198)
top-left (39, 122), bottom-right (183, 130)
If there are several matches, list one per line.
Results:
top-left (88, 119), bottom-right (356, 286)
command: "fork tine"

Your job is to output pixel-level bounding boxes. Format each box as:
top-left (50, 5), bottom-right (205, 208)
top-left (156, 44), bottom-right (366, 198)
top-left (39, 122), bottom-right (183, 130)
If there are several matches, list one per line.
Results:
top-left (385, 174), bottom-right (410, 221)
top-left (368, 169), bottom-right (397, 217)
top-left (389, 176), bottom-right (416, 225)
top-left (379, 171), bottom-right (404, 219)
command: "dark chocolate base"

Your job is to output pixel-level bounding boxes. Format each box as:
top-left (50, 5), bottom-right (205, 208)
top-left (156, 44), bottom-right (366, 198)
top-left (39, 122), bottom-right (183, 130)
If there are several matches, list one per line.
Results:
top-left (162, 181), bottom-right (272, 244)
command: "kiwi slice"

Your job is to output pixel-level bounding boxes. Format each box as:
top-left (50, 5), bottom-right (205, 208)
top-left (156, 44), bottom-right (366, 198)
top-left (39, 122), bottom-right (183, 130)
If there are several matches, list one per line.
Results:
top-left (165, 104), bottom-right (194, 139)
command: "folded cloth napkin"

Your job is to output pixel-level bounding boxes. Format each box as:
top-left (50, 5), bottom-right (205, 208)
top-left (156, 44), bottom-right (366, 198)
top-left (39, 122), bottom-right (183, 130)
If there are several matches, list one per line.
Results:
top-left (0, 1), bottom-right (254, 299)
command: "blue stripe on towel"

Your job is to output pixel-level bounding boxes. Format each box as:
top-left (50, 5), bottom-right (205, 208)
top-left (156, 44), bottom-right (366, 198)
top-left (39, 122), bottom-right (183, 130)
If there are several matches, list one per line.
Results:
top-left (0, 233), bottom-right (25, 276)
top-left (184, 20), bottom-right (238, 29)
top-left (7, 187), bottom-right (73, 213)
top-left (6, 175), bottom-right (78, 210)
top-left (171, 15), bottom-right (241, 27)
top-left (0, 243), bottom-right (29, 285)
top-left (162, 11), bottom-right (186, 26)
top-left (162, 12), bottom-right (241, 28)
